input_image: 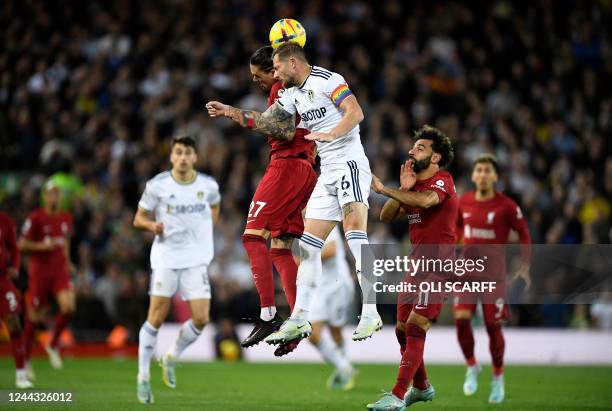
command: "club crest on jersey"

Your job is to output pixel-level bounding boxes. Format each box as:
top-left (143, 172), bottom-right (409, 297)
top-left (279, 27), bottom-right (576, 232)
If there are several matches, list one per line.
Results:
top-left (487, 211), bottom-right (496, 224)
top-left (197, 191), bottom-right (204, 200)
top-left (307, 90), bottom-right (314, 102)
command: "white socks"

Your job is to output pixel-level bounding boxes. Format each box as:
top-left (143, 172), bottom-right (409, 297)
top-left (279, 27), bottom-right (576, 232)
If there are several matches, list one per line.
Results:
top-left (292, 233), bottom-right (324, 321)
top-left (260, 306), bottom-right (277, 321)
top-left (169, 319), bottom-right (203, 359)
top-left (138, 321), bottom-right (158, 381)
top-left (316, 333), bottom-right (351, 373)
top-left (345, 230), bottom-right (378, 317)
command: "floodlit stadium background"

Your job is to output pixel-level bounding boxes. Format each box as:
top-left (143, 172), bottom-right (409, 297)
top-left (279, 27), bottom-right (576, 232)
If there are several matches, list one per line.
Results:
top-left (0, 1), bottom-right (611, 364)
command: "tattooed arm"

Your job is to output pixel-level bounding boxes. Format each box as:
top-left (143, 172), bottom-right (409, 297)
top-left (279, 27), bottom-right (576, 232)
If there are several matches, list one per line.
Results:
top-left (206, 101), bottom-right (295, 141)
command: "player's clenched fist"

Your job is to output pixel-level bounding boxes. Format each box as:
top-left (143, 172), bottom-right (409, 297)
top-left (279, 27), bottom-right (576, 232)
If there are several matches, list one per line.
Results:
top-left (151, 221), bottom-right (164, 235)
top-left (205, 101), bottom-right (229, 117)
top-left (370, 174), bottom-right (385, 194)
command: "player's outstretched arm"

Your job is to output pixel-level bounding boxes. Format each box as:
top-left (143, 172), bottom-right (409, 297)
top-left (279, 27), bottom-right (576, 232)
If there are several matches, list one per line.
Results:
top-left (305, 95), bottom-right (363, 142)
top-left (371, 174), bottom-right (440, 209)
top-left (206, 101), bottom-right (295, 141)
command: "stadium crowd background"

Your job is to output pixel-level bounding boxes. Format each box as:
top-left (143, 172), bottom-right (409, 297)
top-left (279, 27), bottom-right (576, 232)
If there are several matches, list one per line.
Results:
top-left (1, 0), bottom-right (611, 341)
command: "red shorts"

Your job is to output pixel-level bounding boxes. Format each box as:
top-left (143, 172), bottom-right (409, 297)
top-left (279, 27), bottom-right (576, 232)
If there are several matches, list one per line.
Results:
top-left (27, 271), bottom-right (72, 309)
top-left (0, 276), bottom-right (22, 317)
top-left (246, 158), bottom-right (317, 238)
top-left (453, 301), bottom-right (509, 323)
top-left (397, 291), bottom-right (443, 323)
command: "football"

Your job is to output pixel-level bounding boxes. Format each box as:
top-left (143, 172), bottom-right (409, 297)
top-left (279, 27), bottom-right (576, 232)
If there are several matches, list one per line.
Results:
top-left (269, 18), bottom-right (306, 49)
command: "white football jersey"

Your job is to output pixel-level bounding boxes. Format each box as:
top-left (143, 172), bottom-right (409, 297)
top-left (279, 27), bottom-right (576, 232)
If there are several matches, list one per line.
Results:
top-left (138, 171), bottom-right (220, 270)
top-left (277, 66), bottom-right (367, 166)
top-left (321, 226), bottom-right (352, 287)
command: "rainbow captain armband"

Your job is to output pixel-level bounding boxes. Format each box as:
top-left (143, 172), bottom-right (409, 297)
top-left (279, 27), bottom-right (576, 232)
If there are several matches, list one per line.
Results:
top-left (331, 84), bottom-right (353, 107)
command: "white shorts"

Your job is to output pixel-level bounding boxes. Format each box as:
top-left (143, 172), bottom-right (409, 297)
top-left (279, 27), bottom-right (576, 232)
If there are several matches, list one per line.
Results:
top-left (305, 159), bottom-right (371, 222)
top-left (309, 279), bottom-right (355, 327)
top-left (150, 264), bottom-right (211, 300)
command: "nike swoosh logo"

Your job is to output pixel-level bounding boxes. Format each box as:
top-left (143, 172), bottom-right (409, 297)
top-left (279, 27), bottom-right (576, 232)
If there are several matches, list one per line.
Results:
top-left (247, 219), bottom-right (256, 223)
top-left (296, 324), bottom-right (307, 330)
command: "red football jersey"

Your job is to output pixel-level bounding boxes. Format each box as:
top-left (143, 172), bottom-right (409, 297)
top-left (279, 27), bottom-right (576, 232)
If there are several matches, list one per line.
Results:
top-left (267, 81), bottom-right (315, 163)
top-left (22, 208), bottom-right (72, 276)
top-left (457, 191), bottom-right (530, 245)
top-left (403, 170), bottom-right (458, 246)
top-left (0, 212), bottom-right (20, 277)
top-left (457, 191), bottom-right (531, 272)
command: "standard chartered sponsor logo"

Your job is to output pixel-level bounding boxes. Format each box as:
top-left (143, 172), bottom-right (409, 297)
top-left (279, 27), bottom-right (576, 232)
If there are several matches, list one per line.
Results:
top-left (464, 225), bottom-right (496, 239)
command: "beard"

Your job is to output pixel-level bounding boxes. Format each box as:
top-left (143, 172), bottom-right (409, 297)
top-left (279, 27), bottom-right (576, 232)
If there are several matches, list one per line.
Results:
top-left (410, 155), bottom-right (432, 173)
top-left (282, 75), bottom-right (298, 88)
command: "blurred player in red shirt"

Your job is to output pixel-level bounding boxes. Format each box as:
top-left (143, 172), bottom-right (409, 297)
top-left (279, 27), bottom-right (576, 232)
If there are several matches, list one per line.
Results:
top-left (228, 46), bottom-right (316, 352)
top-left (0, 211), bottom-right (32, 388)
top-left (18, 181), bottom-right (74, 377)
top-left (368, 126), bottom-right (456, 410)
top-left (454, 153), bottom-right (531, 404)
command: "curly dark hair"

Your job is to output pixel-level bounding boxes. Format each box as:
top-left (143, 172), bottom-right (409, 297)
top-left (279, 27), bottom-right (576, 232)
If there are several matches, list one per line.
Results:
top-left (414, 125), bottom-right (454, 167)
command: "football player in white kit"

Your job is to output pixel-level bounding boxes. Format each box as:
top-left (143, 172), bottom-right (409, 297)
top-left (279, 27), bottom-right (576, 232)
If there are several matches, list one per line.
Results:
top-left (308, 226), bottom-right (358, 390)
top-left (206, 42), bottom-right (382, 345)
top-left (133, 136), bottom-right (221, 404)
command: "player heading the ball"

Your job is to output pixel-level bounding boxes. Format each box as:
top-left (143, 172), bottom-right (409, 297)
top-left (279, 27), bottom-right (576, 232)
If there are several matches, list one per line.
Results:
top-left (206, 42), bottom-right (382, 346)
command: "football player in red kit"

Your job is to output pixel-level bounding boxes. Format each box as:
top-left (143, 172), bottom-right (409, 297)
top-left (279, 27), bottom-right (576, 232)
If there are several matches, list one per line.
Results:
top-left (0, 211), bottom-right (32, 388)
top-left (368, 126), bottom-right (456, 410)
top-left (223, 46), bottom-right (317, 351)
top-left (454, 153), bottom-right (531, 404)
top-left (19, 181), bottom-right (75, 377)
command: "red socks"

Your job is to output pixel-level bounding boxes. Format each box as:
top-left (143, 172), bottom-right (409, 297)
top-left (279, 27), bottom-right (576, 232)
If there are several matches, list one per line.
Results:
top-left (456, 318), bottom-right (476, 366)
top-left (395, 326), bottom-right (406, 354)
top-left (23, 317), bottom-right (35, 359)
top-left (486, 322), bottom-right (505, 375)
top-left (50, 313), bottom-right (70, 348)
top-left (9, 330), bottom-right (25, 369)
top-left (242, 234), bottom-right (275, 308)
top-left (270, 248), bottom-right (297, 310)
top-left (413, 360), bottom-right (429, 390)
top-left (392, 324), bottom-right (427, 399)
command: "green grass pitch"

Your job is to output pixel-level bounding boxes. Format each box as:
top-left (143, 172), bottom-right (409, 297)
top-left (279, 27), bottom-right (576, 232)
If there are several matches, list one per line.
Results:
top-left (1, 358), bottom-right (611, 410)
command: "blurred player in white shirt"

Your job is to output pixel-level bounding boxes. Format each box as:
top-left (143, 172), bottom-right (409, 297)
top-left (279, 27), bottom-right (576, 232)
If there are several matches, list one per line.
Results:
top-left (133, 136), bottom-right (221, 404)
top-left (308, 226), bottom-right (357, 390)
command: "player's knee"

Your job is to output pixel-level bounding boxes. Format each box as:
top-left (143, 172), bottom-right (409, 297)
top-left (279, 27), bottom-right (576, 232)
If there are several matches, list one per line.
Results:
top-left (407, 312), bottom-right (431, 332)
top-left (27, 308), bottom-right (43, 323)
top-left (4, 315), bottom-right (21, 333)
top-left (271, 235), bottom-right (293, 249)
top-left (396, 321), bottom-right (406, 333)
top-left (147, 309), bottom-right (167, 328)
top-left (191, 312), bottom-right (210, 330)
top-left (329, 328), bottom-right (343, 344)
top-left (454, 309), bottom-right (472, 320)
top-left (342, 203), bottom-right (367, 231)
top-left (59, 301), bottom-right (75, 315)
top-left (191, 315), bottom-right (209, 330)
top-left (308, 333), bottom-right (321, 345)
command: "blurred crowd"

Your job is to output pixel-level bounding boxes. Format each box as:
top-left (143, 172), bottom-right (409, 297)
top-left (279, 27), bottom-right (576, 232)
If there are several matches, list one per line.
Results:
top-left (1, 0), bottom-right (611, 338)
